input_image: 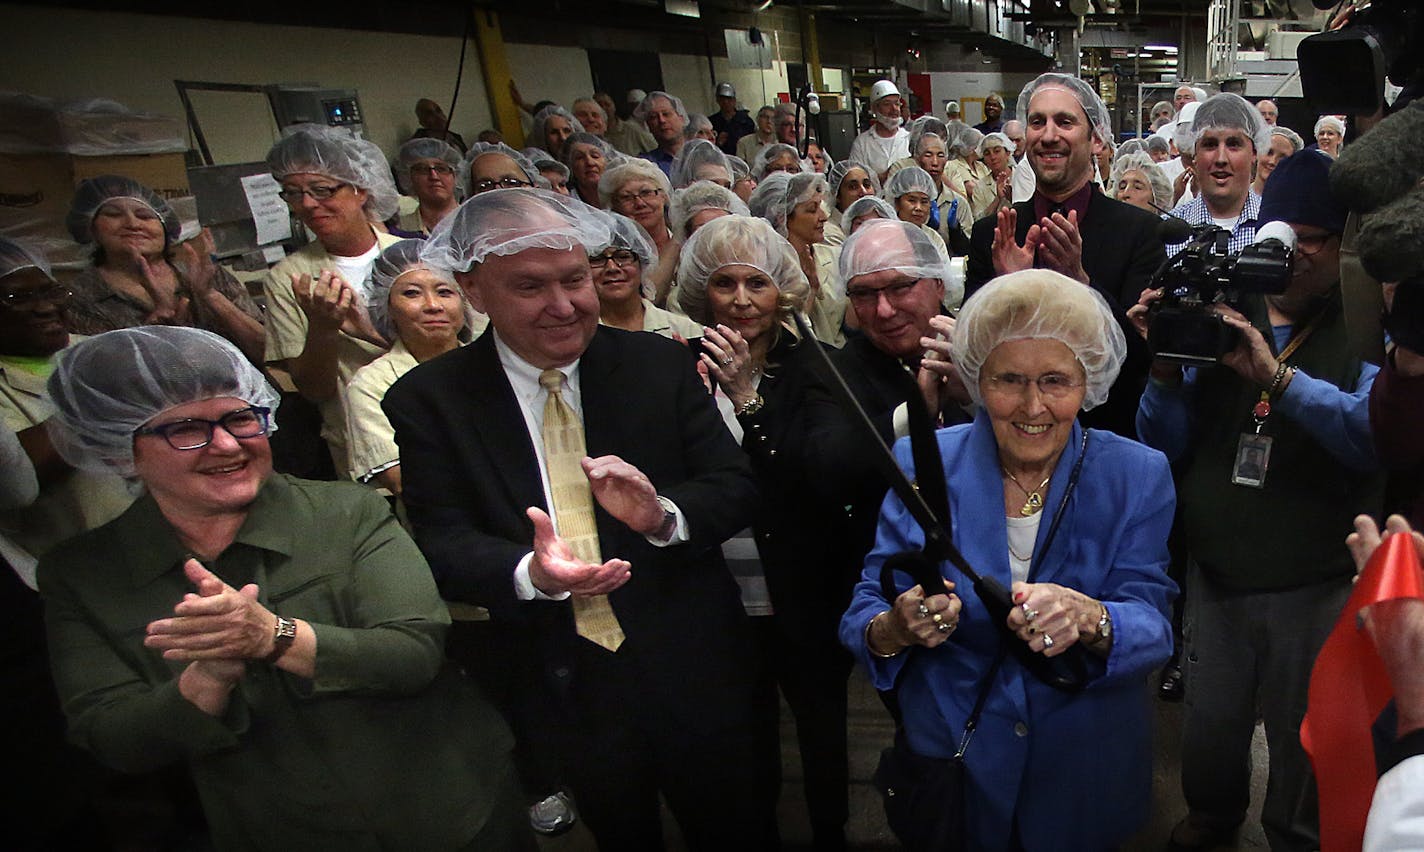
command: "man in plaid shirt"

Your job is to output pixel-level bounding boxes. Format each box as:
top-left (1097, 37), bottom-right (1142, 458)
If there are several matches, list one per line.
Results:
top-left (1165, 94), bottom-right (1268, 258)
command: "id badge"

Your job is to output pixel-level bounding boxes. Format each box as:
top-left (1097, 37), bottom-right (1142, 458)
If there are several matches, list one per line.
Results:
top-left (1231, 433), bottom-right (1272, 488)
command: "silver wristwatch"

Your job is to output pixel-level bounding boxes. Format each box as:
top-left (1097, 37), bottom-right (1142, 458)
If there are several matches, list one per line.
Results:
top-left (1095, 605), bottom-right (1113, 644)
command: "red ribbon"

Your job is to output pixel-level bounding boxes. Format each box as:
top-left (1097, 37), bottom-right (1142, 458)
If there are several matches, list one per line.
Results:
top-left (1301, 532), bottom-right (1424, 852)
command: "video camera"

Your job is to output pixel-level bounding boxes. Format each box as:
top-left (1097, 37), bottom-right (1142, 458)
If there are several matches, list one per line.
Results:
top-left (1147, 221), bottom-right (1295, 365)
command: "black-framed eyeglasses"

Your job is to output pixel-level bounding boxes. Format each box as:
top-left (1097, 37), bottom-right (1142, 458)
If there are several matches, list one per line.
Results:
top-left (411, 163), bottom-right (455, 177)
top-left (471, 177), bottom-right (534, 193)
top-left (0, 284), bottom-right (73, 312)
top-left (1293, 231), bottom-right (1337, 257)
top-left (588, 249), bottom-right (639, 268)
top-left (984, 373), bottom-right (1084, 399)
top-left (135, 406), bottom-right (272, 450)
top-left (276, 183), bottom-right (349, 203)
top-left (845, 278), bottom-right (921, 306)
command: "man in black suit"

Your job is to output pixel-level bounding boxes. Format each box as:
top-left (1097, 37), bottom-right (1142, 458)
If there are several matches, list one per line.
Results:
top-left (966, 72), bottom-right (1164, 437)
top-left (383, 190), bottom-right (774, 850)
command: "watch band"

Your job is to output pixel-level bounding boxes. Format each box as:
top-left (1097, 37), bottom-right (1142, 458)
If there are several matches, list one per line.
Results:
top-left (1095, 605), bottom-right (1112, 644)
top-left (266, 615), bottom-right (297, 664)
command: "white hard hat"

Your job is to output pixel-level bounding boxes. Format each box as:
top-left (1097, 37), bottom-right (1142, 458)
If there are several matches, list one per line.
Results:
top-left (870, 80), bottom-right (900, 103)
top-left (626, 88), bottom-right (648, 104)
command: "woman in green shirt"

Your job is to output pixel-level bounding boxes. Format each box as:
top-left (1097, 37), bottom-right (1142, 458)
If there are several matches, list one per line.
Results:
top-left (38, 326), bottom-right (530, 850)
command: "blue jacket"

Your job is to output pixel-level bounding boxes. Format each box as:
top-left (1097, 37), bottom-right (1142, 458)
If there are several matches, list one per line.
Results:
top-left (841, 412), bottom-right (1177, 851)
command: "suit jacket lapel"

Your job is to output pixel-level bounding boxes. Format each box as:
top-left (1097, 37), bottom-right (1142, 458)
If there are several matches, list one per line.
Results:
top-left (466, 335), bottom-right (547, 516)
top-left (1079, 190), bottom-right (1108, 280)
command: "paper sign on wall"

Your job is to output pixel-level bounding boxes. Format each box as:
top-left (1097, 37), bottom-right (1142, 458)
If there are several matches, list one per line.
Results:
top-left (240, 173), bottom-right (292, 246)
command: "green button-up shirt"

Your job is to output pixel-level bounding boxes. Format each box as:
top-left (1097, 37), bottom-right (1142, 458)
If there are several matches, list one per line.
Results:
top-left (39, 475), bottom-right (514, 850)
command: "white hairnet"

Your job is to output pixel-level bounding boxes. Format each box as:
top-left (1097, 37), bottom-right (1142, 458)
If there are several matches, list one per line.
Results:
top-left (1173, 101), bottom-right (1202, 154)
top-left (1109, 152), bottom-right (1172, 212)
top-left (1191, 87), bottom-right (1209, 103)
top-left (839, 218), bottom-right (957, 305)
top-left (1314, 115), bottom-right (1345, 139)
top-left (674, 215), bottom-right (809, 326)
top-left (881, 166), bottom-right (936, 202)
top-left (66, 175), bottom-right (180, 246)
top-left (747, 171), bottom-right (828, 237)
top-left (908, 117), bottom-right (949, 156)
top-left (535, 158), bottom-right (570, 181)
top-left (596, 210), bottom-right (658, 274)
top-left (266, 124), bottom-right (400, 221)
top-left (728, 155), bottom-right (751, 182)
top-left (1191, 93), bottom-right (1271, 154)
top-left (953, 269), bottom-right (1125, 411)
top-left (46, 326), bottom-right (280, 477)
top-left (684, 113), bottom-right (714, 141)
top-left (979, 131), bottom-right (1016, 157)
top-left (530, 104), bottom-right (585, 150)
top-left (598, 158), bottom-right (672, 209)
top-left (1114, 138), bottom-right (1144, 160)
top-left (957, 128), bottom-right (985, 160)
top-left (0, 235), bottom-right (55, 281)
top-left (559, 132), bottom-right (623, 170)
top-left (751, 143), bottom-right (805, 180)
top-left (1271, 126), bottom-right (1306, 153)
top-left (940, 120), bottom-right (975, 157)
top-left (669, 181), bottom-right (750, 242)
top-left (395, 138), bottom-right (462, 194)
top-left (369, 238), bottom-right (458, 341)
top-left (827, 160), bottom-right (882, 208)
top-left (633, 91), bottom-right (688, 124)
top-left (671, 139), bottom-right (732, 189)
top-left (841, 196), bottom-right (898, 234)
top-left (1145, 135), bottom-right (1170, 155)
top-left (1017, 73), bottom-right (1113, 145)
top-left (808, 139), bottom-right (834, 171)
top-left (420, 188), bottom-right (613, 273)
top-left (457, 142), bottom-right (541, 196)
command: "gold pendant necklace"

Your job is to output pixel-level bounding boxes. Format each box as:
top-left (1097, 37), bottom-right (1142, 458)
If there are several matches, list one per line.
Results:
top-left (1002, 467), bottom-right (1051, 516)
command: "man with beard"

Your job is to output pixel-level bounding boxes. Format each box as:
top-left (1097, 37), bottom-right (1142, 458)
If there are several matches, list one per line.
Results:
top-left (849, 80), bottom-right (911, 183)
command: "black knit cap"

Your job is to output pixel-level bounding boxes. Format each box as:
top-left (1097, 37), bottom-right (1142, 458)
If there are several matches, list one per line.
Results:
top-left (1259, 148), bottom-right (1347, 234)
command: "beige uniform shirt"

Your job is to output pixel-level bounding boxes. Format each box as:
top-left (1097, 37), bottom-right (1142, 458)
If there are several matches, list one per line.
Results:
top-left (262, 233), bottom-right (401, 470)
top-left (343, 338), bottom-right (419, 483)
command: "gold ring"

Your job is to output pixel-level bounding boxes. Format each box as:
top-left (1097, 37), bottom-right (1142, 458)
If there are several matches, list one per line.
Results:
top-left (932, 612), bottom-right (943, 625)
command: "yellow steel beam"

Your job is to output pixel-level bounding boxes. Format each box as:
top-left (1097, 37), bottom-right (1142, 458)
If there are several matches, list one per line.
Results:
top-left (473, 8), bottom-right (524, 148)
top-left (800, 8), bottom-right (825, 93)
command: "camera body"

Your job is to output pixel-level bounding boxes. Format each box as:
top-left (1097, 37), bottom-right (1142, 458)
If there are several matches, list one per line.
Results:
top-left (1148, 226), bottom-right (1294, 365)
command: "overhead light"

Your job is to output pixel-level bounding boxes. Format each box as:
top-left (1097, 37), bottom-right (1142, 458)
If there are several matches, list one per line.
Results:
top-left (755, 0), bottom-right (774, 10)
top-left (1144, 44), bottom-right (1179, 52)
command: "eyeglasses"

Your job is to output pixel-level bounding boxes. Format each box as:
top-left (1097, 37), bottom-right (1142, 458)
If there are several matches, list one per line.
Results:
top-left (588, 249), bottom-right (640, 268)
top-left (0, 284), bottom-right (73, 311)
top-left (471, 177), bottom-right (534, 193)
top-left (845, 278), bottom-right (922, 306)
top-left (984, 373), bottom-right (1084, 399)
top-left (135, 406), bottom-right (272, 451)
top-left (411, 164), bottom-right (455, 177)
top-left (614, 187), bottom-right (663, 206)
top-left (276, 183), bottom-right (349, 203)
top-left (1293, 232), bottom-right (1337, 257)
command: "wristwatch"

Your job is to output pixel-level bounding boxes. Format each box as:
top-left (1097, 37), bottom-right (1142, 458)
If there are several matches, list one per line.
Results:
top-left (1095, 605), bottom-right (1113, 645)
top-left (266, 615), bottom-right (297, 664)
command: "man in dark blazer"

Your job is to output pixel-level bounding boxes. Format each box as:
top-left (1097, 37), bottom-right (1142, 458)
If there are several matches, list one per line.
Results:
top-left (966, 72), bottom-right (1165, 437)
top-left (383, 190), bottom-right (774, 850)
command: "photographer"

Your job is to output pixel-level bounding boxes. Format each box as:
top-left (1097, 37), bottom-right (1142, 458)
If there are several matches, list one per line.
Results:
top-left (1133, 149), bottom-right (1385, 851)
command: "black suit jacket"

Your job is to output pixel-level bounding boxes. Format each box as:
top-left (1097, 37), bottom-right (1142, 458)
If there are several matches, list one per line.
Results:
top-left (965, 191), bottom-right (1165, 437)
top-left (383, 327), bottom-right (759, 690)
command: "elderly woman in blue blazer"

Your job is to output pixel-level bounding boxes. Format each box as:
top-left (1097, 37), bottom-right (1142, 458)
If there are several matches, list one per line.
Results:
top-left (841, 268), bottom-right (1177, 851)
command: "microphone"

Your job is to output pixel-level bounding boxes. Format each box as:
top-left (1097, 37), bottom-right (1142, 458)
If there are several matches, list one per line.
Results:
top-left (1157, 215), bottom-right (1194, 244)
top-left (1253, 220), bottom-right (1297, 251)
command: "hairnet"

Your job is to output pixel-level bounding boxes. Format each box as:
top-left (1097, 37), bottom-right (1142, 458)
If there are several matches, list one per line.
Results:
top-left (1017, 73), bottom-right (1113, 144)
top-left (1191, 87), bottom-right (1210, 103)
top-left (1150, 100), bottom-right (1174, 119)
top-left (671, 139), bottom-right (733, 189)
top-left (1190, 93), bottom-right (1271, 154)
top-left (368, 238), bottom-right (458, 341)
top-left (457, 142), bottom-right (541, 195)
top-left (66, 175), bottom-right (181, 246)
top-left (420, 188), bottom-right (612, 273)
top-left (881, 166), bottom-right (936, 202)
top-left (684, 113), bottom-right (714, 141)
top-left (669, 181), bottom-right (750, 242)
top-left (1270, 126), bottom-right (1305, 153)
top-left (940, 121), bottom-right (975, 157)
top-left (908, 116), bottom-right (949, 157)
top-left (1114, 138), bottom-right (1144, 159)
top-left (839, 218), bottom-right (956, 304)
top-left (841, 195), bottom-right (898, 234)
top-left (957, 128), bottom-right (985, 160)
top-left (1145, 135), bottom-right (1171, 156)
top-left (912, 131), bottom-right (948, 158)
top-left (596, 210), bottom-right (658, 272)
top-left (535, 158), bottom-right (570, 181)
top-left (828, 160), bottom-right (882, 207)
top-left (45, 326), bottom-right (280, 477)
top-left (1109, 152), bottom-right (1172, 211)
top-left (674, 215), bottom-right (809, 326)
top-left (521, 146), bottom-right (554, 163)
top-left (394, 138), bottom-right (462, 194)
top-left (530, 105), bottom-right (585, 150)
top-left (953, 269), bottom-right (1125, 411)
top-left (747, 171), bottom-right (828, 237)
top-left (560, 132), bottom-right (622, 169)
top-left (728, 155), bottom-right (751, 182)
top-left (0, 235), bottom-right (55, 282)
top-left (807, 139), bottom-right (834, 170)
top-left (266, 124), bottom-right (400, 221)
top-left (633, 91), bottom-right (689, 124)
top-left (1314, 115), bottom-right (1345, 139)
top-left (751, 143), bottom-right (805, 180)
top-left (979, 131), bottom-right (1016, 157)
top-left (598, 158), bottom-right (672, 209)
